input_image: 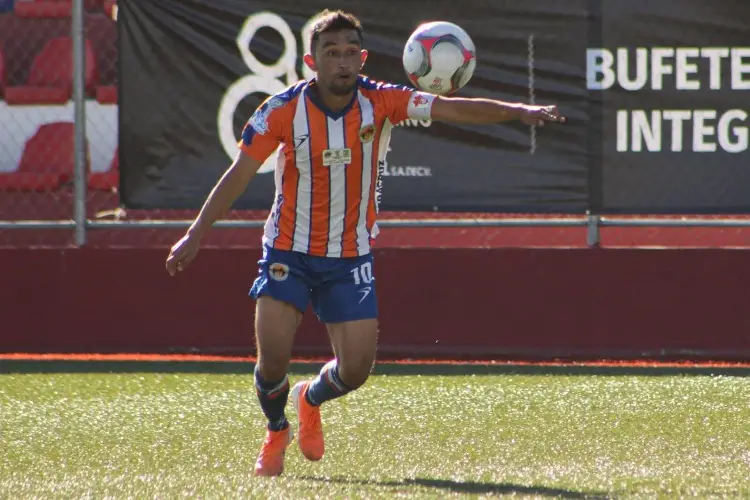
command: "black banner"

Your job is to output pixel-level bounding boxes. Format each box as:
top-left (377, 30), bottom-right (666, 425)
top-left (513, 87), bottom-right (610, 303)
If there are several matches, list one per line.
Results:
top-left (595, 0), bottom-right (750, 213)
top-left (119, 0), bottom-right (589, 213)
top-left (119, 0), bottom-right (750, 214)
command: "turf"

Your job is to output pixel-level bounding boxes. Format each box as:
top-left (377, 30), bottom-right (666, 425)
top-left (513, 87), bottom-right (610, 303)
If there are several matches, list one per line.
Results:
top-left (1, 370), bottom-right (749, 499)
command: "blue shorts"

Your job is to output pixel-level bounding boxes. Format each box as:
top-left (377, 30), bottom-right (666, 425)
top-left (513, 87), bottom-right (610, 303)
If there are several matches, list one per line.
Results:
top-left (249, 245), bottom-right (378, 323)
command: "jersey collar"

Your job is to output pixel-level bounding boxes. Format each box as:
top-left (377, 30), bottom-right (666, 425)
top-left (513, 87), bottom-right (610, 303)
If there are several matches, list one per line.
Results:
top-left (305, 78), bottom-right (360, 120)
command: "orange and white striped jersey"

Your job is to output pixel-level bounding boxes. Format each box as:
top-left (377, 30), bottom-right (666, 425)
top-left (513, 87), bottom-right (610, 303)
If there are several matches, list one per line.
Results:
top-left (239, 75), bottom-right (436, 258)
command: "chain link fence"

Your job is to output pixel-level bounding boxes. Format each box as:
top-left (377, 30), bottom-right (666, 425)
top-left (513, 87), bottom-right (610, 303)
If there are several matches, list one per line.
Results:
top-left (2, 1), bottom-right (750, 250)
top-left (0, 3), bottom-right (76, 246)
top-left (0, 0), bottom-right (118, 247)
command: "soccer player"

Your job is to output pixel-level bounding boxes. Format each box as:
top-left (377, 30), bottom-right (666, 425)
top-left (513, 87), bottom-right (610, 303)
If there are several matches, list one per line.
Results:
top-left (165, 9), bottom-right (565, 476)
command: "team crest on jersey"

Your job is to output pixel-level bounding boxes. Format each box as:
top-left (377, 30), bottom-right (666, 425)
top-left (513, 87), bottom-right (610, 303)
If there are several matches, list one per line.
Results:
top-left (359, 124), bottom-right (375, 143)
top-left (268, 262), bottom-right (289, 281)
top-left (248, 97), bottom-right (285, 135)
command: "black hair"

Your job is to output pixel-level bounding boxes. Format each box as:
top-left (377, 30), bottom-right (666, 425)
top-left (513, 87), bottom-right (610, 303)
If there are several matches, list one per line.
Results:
top-left (309, 9), bottom-right (364, 54)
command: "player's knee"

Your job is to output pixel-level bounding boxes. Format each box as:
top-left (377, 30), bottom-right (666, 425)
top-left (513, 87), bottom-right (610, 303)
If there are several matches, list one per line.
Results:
top-left (338, 355), bottom-right (375, 389)
top-left (256, 355), bottom-right (289, 382)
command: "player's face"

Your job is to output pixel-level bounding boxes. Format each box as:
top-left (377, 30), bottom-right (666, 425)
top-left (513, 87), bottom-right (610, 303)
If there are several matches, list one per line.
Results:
top-left (311, 30), bottom-right (366, 96)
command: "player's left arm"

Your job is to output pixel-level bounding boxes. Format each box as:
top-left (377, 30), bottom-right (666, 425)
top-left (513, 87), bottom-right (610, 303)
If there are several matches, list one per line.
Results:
top-left (430, 95), bottom-right (566, 126)
top-left (381, 85), bottom-right (565, 127)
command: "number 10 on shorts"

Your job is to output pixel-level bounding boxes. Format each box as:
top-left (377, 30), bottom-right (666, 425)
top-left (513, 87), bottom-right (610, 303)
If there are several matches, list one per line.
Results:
top-left (351, 262), bottom-right (373, 285)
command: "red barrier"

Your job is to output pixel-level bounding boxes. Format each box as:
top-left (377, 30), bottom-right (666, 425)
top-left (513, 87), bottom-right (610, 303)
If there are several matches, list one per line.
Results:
top-left (2, 248), bottom-right (749, 361)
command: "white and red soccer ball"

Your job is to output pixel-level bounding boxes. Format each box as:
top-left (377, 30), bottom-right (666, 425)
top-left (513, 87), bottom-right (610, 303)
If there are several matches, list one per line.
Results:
top-left (402, 21), bottom-right (477, 95)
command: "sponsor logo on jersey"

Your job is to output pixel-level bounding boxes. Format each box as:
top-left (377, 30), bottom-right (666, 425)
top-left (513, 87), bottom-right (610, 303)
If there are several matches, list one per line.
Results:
top-left (322, 148), bottom-right (352, 166)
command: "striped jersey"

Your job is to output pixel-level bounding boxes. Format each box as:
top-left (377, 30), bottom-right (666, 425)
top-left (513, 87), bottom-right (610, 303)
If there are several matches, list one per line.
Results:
top-left (239, 75), bottom-right (436, 258)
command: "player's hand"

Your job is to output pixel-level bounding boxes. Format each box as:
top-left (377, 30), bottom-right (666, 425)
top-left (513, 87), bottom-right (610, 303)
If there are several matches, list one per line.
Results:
top-left (520, 104), bottom-right (566, 126)
top-left (165, 233), bottom-right (200, 276)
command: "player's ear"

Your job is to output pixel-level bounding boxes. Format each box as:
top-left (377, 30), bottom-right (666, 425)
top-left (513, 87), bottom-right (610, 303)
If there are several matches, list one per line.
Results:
top-left (303, 54), bottom-right (317, 72)
top-left (360, 49), bottom-right (368, 68)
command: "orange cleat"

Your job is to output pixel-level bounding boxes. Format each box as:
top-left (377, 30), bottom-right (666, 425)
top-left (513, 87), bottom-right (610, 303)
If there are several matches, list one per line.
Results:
top-left (253, 426), bottom-right (293, 476)
top-left (291, 381), bottom-right (325, 461)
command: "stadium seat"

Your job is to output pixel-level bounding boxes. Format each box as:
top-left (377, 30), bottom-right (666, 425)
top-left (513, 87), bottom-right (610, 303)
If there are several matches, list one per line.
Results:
top-left (4, 36), bottom-right (98, 105)
top-left (88, 148), bottom-right (118, 190)
top-left (96, 85), bottom-right (117, 104)
top-left (13, 0), bottom-right (102, 17)
top-left (0, 122), bottom-right (88, 191)
top-left (85, 0), bottom-right (103, 11)
top-left (103, 0), bottom-right (115, 19)
top-left (14, 0), bottom-right (72, 18)
top-left (88, 15), bottom-right (118, 85)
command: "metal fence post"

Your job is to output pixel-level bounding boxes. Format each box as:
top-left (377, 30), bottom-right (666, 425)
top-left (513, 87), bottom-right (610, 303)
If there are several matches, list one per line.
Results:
top-left (586, 211), bottom-right (601, 248)
top-left (72, 0), bottom-right (87, 246)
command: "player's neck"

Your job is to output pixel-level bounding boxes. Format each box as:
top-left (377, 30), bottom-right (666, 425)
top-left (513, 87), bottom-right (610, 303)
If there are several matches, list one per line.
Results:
top-left (313, 84), bottom-right (355, 113)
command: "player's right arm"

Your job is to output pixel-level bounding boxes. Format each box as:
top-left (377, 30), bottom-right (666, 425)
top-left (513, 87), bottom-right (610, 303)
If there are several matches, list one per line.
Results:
top-left (165, 150), bottom-right (264, 276)
top-left (186, 150), bottom-right (263, 240)
top-left (166, 99), bottom-right (283, 276)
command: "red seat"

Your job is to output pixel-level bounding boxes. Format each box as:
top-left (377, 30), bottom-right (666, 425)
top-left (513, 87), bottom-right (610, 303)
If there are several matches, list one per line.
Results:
top-left (103, 0), bottom-right (115, 19)
top-left (96, 85), bottom-right (117, 104)
top-left (88, 148), bottom-right (118, 191)
top-left (4, 36), bottom-right (98, 105)
top-left (85, 0), bottom-right (104, 11)
top-left (14, 0), bottom-right (72, 18)
top-left (88, 15), bottom-right (118, 85)
top-left (0, 122), bottom-right (89, 191)
top-left (14, 0), bottom-right (104, 17)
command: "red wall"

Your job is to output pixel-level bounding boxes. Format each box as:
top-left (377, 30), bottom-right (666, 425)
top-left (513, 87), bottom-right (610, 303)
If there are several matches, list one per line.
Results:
top-left (2, 247), bottom-right (749, 361)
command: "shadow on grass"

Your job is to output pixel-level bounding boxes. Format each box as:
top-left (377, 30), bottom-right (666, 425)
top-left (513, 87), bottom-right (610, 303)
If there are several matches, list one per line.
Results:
top-left (295, 474), bottom-right (610, 499)
top-left (1, 359), bottom-right (749, 377)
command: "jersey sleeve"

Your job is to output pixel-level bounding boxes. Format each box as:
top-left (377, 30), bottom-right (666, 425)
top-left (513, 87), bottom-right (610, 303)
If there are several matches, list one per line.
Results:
top-left (238, 96), bottom-right (287, 163)
top-left (378, 84), bottom-right (437, 123)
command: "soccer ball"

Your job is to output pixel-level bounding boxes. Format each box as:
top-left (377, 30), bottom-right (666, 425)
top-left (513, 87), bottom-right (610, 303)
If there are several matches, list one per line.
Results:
top-left (402, 21), bottom-right (476, 95)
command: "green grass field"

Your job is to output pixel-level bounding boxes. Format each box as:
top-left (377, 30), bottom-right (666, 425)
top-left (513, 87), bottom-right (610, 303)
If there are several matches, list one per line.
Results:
top-left (1, 363), bottom-right (749, 499)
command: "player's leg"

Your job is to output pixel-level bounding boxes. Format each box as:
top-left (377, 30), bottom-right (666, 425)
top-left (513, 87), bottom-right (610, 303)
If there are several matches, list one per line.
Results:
top-left (307, 318), bottom-right (378, 404)
top-left (249, 246), bottom-right (310, 476)
top-left (291, 254), bottom-right (379, 461)
top-left (254, 295), bottom-right (302, 430)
